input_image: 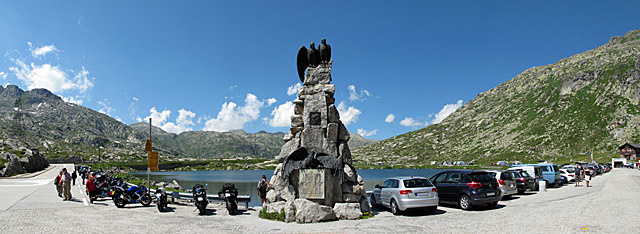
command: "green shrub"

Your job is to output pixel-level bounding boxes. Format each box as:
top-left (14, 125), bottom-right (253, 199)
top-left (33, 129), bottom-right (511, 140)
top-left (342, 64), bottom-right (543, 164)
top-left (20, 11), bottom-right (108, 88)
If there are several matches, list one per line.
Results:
top-left (359, 211), bottom-right (374, 219)
top-left (259, 207), bottom-right (285, 222)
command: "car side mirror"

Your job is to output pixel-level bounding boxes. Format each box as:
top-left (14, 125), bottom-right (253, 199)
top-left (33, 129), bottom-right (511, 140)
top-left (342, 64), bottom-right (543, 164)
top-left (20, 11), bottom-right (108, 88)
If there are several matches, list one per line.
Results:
top-left (375, 184), bottom-right (381, 189)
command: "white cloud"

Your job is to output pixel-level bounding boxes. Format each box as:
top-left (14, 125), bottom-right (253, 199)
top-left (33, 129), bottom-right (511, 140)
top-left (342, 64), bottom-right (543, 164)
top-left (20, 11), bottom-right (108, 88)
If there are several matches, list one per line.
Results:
top-left (268, 101), bottom-right (295, 127)
top-left (266, 98), bottom-right (277, 106)
top-left (203, 93), bottom-right (272, 132)
top-left (385, 114), bottom-right (395, 123)
top-left (430, 100), bottom-right (463, 124)
top-left (62, 96), bottom-right (83, 105)
top-left (97, 99), bottom-right (115, 115)
top-left (400, 117), bottom-right (427, 128)
top-left (132, 97), bottom-right (139, 101)
top-left (9, 59), bottom-right (93, 93)
top-left (0, 71), bottom-right (7, 79)
top-left (161, 109), bottom-right (196, 134)
top-left (229, 85), bottom-right (238, 91)
top-left (141, 107), bottom-right (172, 126)
top-left (348, 85), bottom-right (371, 102)
top-left (27, 42), bottom-right (59, 58)
top-left (337, 101), bottom-right (361, 126)
top-left (357, 129), bottom-right (378, 137)
top-left (287, 83), bottom-right (302, 96)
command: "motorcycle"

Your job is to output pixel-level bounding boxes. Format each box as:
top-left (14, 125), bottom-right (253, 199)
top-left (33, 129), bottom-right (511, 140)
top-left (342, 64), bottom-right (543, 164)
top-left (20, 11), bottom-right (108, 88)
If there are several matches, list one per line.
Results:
top-left (192, 184), bottom-right (208, 215)
top-left (218, 183), bottom-right (238, 215)
top-left (155, 187), bottom-right (168, 212)
top-left (109, 182), bottom-right (152, 208)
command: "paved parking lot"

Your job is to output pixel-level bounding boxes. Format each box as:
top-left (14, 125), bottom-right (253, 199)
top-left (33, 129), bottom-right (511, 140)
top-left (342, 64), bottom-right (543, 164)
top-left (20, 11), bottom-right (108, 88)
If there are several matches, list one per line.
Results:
top-left (1, 166), bottom-right (639, 233)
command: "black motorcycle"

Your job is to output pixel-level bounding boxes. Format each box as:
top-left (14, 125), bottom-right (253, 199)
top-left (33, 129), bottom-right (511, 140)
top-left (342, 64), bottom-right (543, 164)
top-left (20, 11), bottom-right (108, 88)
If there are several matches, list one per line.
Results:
top-left (219, 183), bottom-right (238, 215)
top-left (110, 182), bottom-right (152, 208)
top-left (192, 184), bottom-right (208, 215)
top-left (155, 187), bottom-right (168, 212)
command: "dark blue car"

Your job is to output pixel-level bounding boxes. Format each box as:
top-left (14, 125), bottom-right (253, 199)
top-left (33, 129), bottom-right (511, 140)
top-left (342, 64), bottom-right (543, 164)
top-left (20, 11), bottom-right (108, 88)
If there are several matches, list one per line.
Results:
top-left (429, 170), bottom-right (502, 210)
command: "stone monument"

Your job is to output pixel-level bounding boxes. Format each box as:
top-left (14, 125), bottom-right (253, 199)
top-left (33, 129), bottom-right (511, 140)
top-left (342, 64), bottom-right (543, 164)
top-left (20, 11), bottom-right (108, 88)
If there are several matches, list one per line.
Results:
top-left (264, 39), bottom-right (370, 223)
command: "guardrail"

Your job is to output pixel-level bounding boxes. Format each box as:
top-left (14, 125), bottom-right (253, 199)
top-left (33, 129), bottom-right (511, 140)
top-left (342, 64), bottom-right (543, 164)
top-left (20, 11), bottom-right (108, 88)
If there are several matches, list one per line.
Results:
top-left (165, 191), bottom-right (252, 209)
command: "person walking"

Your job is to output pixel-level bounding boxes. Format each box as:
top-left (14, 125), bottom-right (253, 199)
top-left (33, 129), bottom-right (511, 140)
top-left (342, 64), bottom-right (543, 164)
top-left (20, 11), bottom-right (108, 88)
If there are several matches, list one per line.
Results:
top-left (54, 170), bottom-right (63, 197)
top-left (61, 168), bottom-right (73, 200)
top-left (71, 170), bottom-right (77, 186)
top-left (86, 174), bottom-right (96, 203)
top-left (257, 175), bottom-right (269, 205)
top-left (574, 164), bottom-right (582, 187)
top-left (585, 167), bottom-right (592, 187)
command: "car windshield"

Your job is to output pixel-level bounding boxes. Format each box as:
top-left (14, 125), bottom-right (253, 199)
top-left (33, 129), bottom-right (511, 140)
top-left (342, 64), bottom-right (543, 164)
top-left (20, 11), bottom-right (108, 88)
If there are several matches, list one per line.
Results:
top-left (403, 179), bottom-right (433, 188)
top-left (520, 171), bottom-right (530, 177)
top-left (469, 172), bottom-right (495, 182)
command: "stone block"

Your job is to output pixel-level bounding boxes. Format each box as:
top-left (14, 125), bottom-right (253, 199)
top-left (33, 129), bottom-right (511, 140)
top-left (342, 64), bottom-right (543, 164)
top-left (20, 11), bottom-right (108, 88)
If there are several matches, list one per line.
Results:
top-left (264, 201), bottom-right (286, 214)
top-left (344, 164), bottom-right (357, 183)
top-left (333, 203), bottom-right (362, 220)
top-left (327, 104), bottom-right (340, 123)
top-left (294, 199), bottom-right (336, 223)
top-left (359, 197), bottom-right (372, 214)
top-left (276, 138), bottom-right (299, 163)
top-left (338, 122), bottom-right (350, 142)
top-left (326, 123), bottom-right (339, 143)
top-left (303, 65), bottom-right (332, 85)
top-left (291, 115), bottom-right (303, 128)
top-left (338, 141), bottom-right (352, 165)
top-left (283, 132), bottom-right (293, 142)
top-left (285, 201), bottom-right (296, 223)
top-left (302, 93), bottom-right (328, 129)
top-left (322, 139), bottom-right (338, 158)
top-left (357, 175), bottom-right (364, 185)
top-left (301, 128), bottom-right (325, 153)
top-left (294, 100), bottom-right (304, 115)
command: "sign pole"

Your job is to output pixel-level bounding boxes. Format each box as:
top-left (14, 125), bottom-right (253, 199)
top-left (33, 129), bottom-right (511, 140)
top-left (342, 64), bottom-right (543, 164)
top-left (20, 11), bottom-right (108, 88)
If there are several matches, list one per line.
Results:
top-left (148, 118), bottom-right (151, 191)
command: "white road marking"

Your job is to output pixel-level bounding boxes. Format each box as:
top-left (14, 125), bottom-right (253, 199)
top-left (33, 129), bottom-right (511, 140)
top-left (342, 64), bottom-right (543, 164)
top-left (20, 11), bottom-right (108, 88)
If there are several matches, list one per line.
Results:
top-left (83, 198), bottom-right (88, 206)
top-left (0, 179), bottom-right (54, 187)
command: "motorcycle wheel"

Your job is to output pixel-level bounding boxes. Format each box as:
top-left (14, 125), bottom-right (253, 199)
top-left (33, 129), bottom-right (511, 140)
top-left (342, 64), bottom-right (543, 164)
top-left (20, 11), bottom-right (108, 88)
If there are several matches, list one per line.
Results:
top-left (157, 197), bottom-right (165, 212)
top-left (197, 203), bottom-right (206, 215)
top-left (226, 200), bottom-right (237, 215)
top-left (114, 196), bottom-right (126, 208)
top-left (141, 194), bottom-right (152, 207)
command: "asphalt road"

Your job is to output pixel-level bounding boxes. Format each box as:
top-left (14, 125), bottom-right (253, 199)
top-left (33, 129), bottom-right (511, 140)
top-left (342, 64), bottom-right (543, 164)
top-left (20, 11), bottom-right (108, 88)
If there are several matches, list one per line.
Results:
top-left (1, 166), bottom-right (639, 233)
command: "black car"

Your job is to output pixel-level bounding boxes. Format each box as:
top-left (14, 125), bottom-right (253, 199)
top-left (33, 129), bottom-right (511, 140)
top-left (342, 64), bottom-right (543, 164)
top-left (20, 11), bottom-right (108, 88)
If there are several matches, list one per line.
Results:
top-left (508, 169), bottom-right (534, 194)
top-left (429, 170), bottom-right (502, 210)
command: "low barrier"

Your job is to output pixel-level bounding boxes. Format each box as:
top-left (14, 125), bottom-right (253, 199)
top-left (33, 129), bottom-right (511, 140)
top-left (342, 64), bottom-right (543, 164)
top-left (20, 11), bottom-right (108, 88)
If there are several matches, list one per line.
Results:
top-left (165, 191), bottom-right (251, 209)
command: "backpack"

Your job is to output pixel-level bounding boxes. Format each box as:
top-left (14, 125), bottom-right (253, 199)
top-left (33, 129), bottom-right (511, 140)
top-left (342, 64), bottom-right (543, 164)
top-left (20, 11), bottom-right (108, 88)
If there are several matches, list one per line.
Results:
top-left (54, 175), bottom-right (60, 185)
top-left (258, 180), bottom-right (266, 194)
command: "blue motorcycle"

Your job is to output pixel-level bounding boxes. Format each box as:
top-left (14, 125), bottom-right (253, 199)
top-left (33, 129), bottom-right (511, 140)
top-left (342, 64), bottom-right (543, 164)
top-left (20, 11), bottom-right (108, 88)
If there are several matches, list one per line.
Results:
top-left (110, 182), bottom-right (152, 208)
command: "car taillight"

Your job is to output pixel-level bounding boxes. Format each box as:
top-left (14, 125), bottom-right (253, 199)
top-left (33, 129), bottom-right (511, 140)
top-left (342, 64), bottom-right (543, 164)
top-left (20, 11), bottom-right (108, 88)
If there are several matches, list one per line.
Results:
top-left (399, 190), bottom-right (413, 195)
top-left (467, 182), bottom-right (482, 189)
top-left (432, 188), bottom-right (438, 193)
top-left (498, 179), bottom-right (505, 185)
top-left (518, 178), bottom-right (526, 182)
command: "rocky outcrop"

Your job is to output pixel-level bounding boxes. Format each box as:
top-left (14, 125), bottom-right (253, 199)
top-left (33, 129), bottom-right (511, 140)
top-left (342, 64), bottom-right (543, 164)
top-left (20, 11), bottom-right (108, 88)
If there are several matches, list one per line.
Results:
top-left (294, 199), bottom-right (336, 223)
top-left (1, 153), bottom-right (23, 177)
top-left (333, 203), bottom-right (362, 220)
top-left (19, 149), bottom-right (49, 173)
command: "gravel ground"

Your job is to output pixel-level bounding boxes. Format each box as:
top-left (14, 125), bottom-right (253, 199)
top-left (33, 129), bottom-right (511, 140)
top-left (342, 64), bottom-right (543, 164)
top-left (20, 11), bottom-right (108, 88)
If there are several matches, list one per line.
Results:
top-left (1, 167), bottom-right (639, 234)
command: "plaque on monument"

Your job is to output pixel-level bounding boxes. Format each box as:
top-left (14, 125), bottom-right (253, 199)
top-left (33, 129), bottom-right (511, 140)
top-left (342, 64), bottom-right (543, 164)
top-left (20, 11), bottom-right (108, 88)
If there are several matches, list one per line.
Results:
top-left (310, 112), bottom-right (321, 125)
top-left (298, 169), bottom-right (325, 199)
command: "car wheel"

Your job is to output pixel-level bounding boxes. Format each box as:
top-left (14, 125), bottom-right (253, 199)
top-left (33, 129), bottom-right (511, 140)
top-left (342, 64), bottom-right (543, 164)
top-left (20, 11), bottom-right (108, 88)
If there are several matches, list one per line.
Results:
top-left (425, 206), bottom-right (437, 214)
top-left (459, 195), bottom-right (472, 210)
top-left (487, 201), bottom-right (498, 208)
top-left (502, 195), bottom-right (512, 200)
top-left (390, 199), bottom-right (400, 215)
top-left (517, 189), bottom-right (525, 194)
top-left (370, 193), bottom-right (378, 208)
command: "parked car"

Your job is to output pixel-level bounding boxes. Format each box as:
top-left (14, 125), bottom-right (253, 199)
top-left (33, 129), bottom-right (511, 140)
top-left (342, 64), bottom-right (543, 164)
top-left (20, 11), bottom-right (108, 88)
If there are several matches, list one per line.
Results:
top-left (429, 171), bottom-right (501, 210)
top-left (371, 177), bottom-right (439, 215)
top-left (508, 169), bottom-right (534, 194)
top-left (515, 164), bottom-right (562, 187)
top-left (509, 165), bottom-right (542, 190)
top-left (559, 169), bottom-right (575, 182)
top-left (485, 170), bottom-right (517, 199)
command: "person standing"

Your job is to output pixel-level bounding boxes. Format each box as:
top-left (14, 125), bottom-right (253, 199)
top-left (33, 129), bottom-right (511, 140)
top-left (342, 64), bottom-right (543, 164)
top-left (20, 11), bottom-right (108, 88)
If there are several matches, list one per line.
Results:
top-left (585, 167), bottom-right (591, 187)
top-left (71, 170), bottom-right (77, 186)
top-left (61, 168), bottom-right (73, 200)
top-left (257, 175), bottom-right (269, 205)
top-left (574, 164), bottom-right (582, 187)
top-left (54, 170), bottom-right (63, 197)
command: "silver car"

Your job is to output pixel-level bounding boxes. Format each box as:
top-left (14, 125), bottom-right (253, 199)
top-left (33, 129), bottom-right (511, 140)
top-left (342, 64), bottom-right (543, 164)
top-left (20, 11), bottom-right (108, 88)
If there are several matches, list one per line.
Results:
top-left (485, 170), bottom-right (517, 199)
top-left (370, 177), bottom-right (439, 215)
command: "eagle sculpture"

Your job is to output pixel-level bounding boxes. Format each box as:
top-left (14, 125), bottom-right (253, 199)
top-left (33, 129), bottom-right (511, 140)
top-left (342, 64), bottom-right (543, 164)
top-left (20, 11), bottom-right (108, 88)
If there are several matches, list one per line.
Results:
top-left (319, 38), bottom-right (331, 63)
top-left (296, 41), bottom-right (326, 82)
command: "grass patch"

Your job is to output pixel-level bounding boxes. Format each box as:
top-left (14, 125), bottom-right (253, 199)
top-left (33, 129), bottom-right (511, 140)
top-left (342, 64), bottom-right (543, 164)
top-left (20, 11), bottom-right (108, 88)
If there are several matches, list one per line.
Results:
top-left (259, 207), bottom-right (285, 222)
top-left (359, 211), bottom-right (374, 219)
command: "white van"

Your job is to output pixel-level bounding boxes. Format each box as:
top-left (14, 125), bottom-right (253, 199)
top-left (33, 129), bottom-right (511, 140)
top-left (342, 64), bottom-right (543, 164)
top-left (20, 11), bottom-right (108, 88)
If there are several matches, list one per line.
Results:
top-left (508, 165), bottom-right (542, 191)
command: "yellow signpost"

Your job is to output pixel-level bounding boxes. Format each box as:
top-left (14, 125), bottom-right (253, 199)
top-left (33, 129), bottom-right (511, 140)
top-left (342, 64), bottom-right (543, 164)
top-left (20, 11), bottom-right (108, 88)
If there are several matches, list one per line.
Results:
top-left (145, 140), bottom-right (152, 152)
top-left (148, 151), bottom-right (159, 171)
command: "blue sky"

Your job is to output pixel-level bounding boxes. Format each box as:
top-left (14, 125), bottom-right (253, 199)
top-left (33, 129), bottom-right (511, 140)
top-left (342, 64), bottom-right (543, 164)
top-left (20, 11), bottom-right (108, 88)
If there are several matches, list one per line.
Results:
top-left (0, 1), bottom-right (639, 139)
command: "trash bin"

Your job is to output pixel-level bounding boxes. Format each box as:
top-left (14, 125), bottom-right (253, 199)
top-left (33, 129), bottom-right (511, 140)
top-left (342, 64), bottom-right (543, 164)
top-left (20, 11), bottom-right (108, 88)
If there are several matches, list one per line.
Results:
top-left (539, 180), bottom-right (547, 192)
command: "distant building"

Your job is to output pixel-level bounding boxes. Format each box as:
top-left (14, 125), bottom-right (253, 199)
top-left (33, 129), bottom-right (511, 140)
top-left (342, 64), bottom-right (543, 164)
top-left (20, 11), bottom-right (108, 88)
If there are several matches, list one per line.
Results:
top-left (618, 143), bottom-right (640, 160)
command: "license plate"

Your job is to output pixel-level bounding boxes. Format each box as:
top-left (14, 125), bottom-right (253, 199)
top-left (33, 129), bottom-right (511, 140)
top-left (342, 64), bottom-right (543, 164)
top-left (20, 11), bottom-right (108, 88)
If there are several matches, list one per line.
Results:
top-left (486, 192), bottom-right (495, 196)
top-left (416, 192), bottom-right (429, 197)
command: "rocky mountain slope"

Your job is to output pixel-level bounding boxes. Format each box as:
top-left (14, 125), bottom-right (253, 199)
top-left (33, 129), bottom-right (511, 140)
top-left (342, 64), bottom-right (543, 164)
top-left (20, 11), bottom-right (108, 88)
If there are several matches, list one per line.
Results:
top-left (354, 29), bottom-right (640, 166)
top-left (0, 85), bottom-right (377, 162)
